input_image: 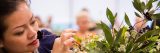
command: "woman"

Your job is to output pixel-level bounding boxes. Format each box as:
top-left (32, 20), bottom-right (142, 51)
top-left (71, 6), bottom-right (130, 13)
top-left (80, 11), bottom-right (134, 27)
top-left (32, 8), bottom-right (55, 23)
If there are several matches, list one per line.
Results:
top-left (76, 8), bottom-right (93, 40)
top-left (0, 0), bottom-right (75, 53)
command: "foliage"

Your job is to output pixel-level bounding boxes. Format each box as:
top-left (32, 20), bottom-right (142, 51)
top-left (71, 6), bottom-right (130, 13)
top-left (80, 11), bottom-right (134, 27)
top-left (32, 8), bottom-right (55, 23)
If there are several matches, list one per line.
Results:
top-left (73, 0), bottom-right (160, 53)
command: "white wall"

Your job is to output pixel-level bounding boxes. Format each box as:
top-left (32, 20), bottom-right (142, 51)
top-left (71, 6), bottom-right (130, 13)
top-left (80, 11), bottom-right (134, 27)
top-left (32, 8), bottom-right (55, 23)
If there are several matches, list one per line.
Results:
top-left (30, 0), bottom-right (136, 32)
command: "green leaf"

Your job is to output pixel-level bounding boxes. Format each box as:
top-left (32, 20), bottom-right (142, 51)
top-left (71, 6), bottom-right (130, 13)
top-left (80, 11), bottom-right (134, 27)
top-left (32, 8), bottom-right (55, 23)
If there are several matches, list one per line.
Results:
top-left (135, 29), bottom-right (160, 43)
top-left (106, 8), bottom-right (115, 27)
top-left (113, 27), bottom-right (127, 46)
top-left (151, 13), bottom-right (160, 20)
top-left (131, 43), bottom-right (140, 52)
top-left (96, 41), bottom-right (105, 49)
top-left (132, 0), bottom-right (143, 12)
top-left (138, 41), bottom-right (156, 50)
top-left (149, 10), bottom-right (155, 14)
top-left (102, 41), bottom-right (110, 49)
top-left (119, 27), bottom-right (127, 44)
top-left (125, 13), bottom-right (132, 26)
top-left (98, 22), bottom-right (111, 32)
top-left (147, 36), bottom-right (159, 41)
top-left (146, 0), bottom-right (153, 11)
top-left (135, 12), bottom-right (141, 17)
top-left (99, 22), bottom-right (113, 45)
top-left (126, 41), bottom-right (134, 53)
top-left (96, 41), bottom-right (109, 52)
top-left (141, 2), bottom-right (145, 11)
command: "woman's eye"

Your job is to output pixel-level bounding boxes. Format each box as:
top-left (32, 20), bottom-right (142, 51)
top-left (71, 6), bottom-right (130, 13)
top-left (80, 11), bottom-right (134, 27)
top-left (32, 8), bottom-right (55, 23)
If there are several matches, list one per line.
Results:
top-left (31, 20), bottom-right (36, 25)
top-left (14, 30), bottom-right (24, 35)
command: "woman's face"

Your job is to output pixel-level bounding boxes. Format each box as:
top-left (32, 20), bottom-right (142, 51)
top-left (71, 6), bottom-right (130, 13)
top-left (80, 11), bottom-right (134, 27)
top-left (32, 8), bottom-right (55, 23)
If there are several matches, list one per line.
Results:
top-left (1, 3), bottom-right (39, 53)
top-left (77, 16), bottom-right (90, 31)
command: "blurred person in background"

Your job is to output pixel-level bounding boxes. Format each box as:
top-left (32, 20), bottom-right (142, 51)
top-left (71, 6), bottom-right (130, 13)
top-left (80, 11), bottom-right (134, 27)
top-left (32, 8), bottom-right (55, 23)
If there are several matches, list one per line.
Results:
top-left (35, 16), bottom-right (45, 28)
top-left (88, 21), bottom-right (98, 33)
top-left (35, 16), bottom-right (53, 32)
top-left (75, 8), bottom-right (95, 40)
top-left (46, 16), bottom-right (53, 29)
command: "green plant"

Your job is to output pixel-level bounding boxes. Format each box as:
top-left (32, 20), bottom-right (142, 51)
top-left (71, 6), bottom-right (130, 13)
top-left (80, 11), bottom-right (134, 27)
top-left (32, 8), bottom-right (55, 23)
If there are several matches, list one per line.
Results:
top-left (72, 0), bottom-right (160, 53)
top-left (95, 0), bottom-right (160, 53)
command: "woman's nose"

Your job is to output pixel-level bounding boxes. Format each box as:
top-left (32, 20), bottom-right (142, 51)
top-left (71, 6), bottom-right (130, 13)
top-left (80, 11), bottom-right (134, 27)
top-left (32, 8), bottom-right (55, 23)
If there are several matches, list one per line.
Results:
top-left (27, 26), bottom-right (37, 40)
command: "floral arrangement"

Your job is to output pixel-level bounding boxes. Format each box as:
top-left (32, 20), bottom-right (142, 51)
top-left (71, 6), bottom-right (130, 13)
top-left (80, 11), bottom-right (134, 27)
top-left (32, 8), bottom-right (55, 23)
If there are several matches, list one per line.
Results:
top-left (73, 0), bottom-right (160, 53)
top-left (72, 33), bottom-right (100, 53)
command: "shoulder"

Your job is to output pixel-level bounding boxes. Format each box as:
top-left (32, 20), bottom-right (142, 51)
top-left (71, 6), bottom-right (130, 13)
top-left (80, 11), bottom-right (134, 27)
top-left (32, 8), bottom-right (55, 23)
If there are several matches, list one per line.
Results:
top-left (38, 29), bottom-right (59, 53)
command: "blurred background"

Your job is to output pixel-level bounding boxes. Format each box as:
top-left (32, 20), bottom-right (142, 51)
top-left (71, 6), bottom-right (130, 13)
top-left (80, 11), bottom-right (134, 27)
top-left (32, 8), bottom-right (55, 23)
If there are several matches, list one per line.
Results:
top-left (30, 0), bottom-right (137, 34)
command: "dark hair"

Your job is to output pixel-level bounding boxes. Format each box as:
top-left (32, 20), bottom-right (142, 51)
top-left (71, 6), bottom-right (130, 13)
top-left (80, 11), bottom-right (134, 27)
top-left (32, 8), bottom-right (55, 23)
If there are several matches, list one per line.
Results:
top-left (0, 0), bottom-right (27, 40)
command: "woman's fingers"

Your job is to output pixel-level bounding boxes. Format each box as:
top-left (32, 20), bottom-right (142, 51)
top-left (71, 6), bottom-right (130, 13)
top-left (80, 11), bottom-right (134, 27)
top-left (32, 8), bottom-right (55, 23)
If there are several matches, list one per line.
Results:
top-left (60, 33), bottom-right (75, 43)
top-left (63, 37), bottom-right (74, 53)
top-left (52, 36), bottom-right (75, 53)
top-left (52, 38), bottom-right (63, 53)
top-left (52, 29), bottom-right (76, 53)
top-left (61, 29), bottom-right (76, 43)
top-left (64, 37), bottom-right (75, 46)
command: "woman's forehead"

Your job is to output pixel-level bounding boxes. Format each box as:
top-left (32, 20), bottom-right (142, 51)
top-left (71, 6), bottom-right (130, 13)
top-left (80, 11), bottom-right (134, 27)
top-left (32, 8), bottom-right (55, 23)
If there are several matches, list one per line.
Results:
top-left (4, 3), bottom-right (32, 30)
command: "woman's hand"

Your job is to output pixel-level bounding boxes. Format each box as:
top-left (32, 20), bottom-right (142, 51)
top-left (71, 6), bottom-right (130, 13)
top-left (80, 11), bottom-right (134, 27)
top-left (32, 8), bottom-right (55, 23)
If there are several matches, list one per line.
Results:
top-left (52, 29), bottom-right (76, 53)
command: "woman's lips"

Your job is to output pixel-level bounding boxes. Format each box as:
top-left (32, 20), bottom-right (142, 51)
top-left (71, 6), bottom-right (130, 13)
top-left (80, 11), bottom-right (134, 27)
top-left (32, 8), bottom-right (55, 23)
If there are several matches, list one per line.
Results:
top-left (29, 39), bottom-right (38, 46)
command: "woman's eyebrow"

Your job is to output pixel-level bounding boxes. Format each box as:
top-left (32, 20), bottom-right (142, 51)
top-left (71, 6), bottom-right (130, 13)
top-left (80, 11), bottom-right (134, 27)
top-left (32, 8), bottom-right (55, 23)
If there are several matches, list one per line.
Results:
top-left (13, 14), bottom-right (34, 30)
top-left (13, 24), bottom-right (25, 30)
